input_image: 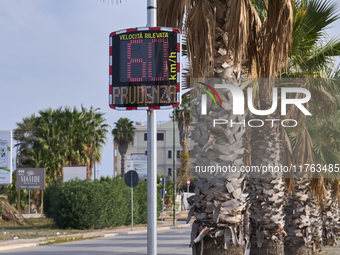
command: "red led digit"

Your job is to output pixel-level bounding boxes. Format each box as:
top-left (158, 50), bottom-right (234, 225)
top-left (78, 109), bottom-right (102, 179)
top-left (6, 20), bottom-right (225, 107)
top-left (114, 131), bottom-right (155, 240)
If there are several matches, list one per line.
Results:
top-left (127, 39), bottom-right (147, 82)
top-left (148, 38), bottom-right (167, 81)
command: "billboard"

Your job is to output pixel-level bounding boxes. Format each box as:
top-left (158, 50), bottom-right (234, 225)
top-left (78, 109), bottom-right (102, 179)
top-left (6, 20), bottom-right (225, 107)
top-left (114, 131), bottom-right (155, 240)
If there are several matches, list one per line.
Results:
top-left (0, 130), bottom-right (12, 184)
top-left (63, 166), bottom-right (87, 182)
top-left (126, 155), bottom-right (147, 179)
top-left (16, 168), bottom-right (45, 190)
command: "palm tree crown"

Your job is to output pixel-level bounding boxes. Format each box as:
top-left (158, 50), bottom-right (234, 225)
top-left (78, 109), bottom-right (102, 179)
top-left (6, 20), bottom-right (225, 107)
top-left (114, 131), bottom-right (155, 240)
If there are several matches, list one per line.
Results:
top-left (112, 118), bottom-right (136, 178)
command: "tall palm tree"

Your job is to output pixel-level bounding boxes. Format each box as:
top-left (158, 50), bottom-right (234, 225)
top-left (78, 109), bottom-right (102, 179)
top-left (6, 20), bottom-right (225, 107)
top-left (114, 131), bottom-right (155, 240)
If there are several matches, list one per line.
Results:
top-left (281, 1), bottom-right (340, 252)
top-left (112, 118), bottom-right (136, 179)
top-left (158, 1), bottom-right (293, 255)
top-left (82, 107), bottom-right (110, 179)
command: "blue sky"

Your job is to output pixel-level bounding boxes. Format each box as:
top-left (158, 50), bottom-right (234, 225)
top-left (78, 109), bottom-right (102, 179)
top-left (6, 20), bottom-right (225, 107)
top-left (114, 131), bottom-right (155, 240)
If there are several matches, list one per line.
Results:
top-left (0, 0), bottom-right (339, 178)
top-left (0, 0), bottom-right (173, 178)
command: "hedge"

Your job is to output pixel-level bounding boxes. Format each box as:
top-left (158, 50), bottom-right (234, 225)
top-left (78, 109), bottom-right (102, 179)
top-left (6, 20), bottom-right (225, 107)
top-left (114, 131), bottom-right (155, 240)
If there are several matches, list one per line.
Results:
top-left (44, 178), bottom-right (162, 229)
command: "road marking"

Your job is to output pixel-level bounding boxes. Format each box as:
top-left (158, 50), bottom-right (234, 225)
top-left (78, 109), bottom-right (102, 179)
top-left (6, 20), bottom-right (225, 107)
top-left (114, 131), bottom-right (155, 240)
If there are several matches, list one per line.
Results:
top-left (175, 231), bottom-right (185, 233)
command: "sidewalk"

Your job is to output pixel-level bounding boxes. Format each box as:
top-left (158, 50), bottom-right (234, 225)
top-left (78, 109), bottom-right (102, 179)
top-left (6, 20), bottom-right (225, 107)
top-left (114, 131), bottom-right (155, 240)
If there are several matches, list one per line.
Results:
top-left (0, 220), bottom-right (191, 252)
top-left (159, 211), bottom-right (192, 221)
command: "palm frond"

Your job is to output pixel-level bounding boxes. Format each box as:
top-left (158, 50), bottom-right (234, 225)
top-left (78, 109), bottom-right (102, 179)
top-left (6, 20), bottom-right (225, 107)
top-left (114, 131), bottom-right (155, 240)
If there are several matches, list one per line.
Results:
top-left (157, 0), bottom-right (191, 30)
top-left (186, 0), bottom-right (215, 78)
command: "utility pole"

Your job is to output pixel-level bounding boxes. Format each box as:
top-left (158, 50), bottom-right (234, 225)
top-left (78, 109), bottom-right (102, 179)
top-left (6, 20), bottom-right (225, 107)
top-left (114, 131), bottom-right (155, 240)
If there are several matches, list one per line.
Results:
top-left (146, 1), bottom-right (157, 254)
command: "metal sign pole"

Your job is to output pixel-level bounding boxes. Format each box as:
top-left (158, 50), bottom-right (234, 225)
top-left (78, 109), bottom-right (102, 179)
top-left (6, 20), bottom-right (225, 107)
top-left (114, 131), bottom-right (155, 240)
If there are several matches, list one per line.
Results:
top-left (147, 1), bottom-right (157, 255)
top-left (147, 110), bottom-right (157, 255)
top-left (131, 173), bottom-right (133, 230)
top-left (29, 190), bottom-right (31, 214)
top-left (173, 110), bottom-right (176, 225)
top-left (161, 183), bottom-right (165, 222)
top-left (18, 191), bottom-right (20, 214)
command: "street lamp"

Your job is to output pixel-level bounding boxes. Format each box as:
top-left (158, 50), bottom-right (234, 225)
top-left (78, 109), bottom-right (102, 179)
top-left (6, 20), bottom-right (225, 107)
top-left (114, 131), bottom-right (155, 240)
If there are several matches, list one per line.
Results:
top-left (85, 107), bottom-right (101, 180)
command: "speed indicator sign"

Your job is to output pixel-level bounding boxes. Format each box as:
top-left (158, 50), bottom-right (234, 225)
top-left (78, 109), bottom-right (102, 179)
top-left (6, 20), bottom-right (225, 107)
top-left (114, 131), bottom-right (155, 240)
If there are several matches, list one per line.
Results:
top-left (109, 27), bottom-right (181, 110)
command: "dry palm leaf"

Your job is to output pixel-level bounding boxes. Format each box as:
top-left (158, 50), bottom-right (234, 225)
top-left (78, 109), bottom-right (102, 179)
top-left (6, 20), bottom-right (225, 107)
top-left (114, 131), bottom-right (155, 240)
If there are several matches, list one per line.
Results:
top-left (186, 0), bottom-right (216, 78)
top-left (157, 0), bottom-right (191, 30)
top-left (0, 195), bottom-right (31, 226)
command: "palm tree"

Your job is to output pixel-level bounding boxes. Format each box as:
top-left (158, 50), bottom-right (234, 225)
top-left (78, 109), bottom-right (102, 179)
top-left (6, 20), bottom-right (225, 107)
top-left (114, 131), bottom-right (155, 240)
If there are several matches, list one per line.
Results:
top-left (158, 1), bottom-right (293, 254)
top-left (82, 107), bottom-right (110, 179)
top-left (112, 118), bottom-right (136, 179)
top-left (14, 107), bottom-right (109, 181)
top-left (174, 94), bottom-right (191, 188)
top-left (13, 114), bottom-right (38, 168)
top-left (109, 0), bottom-right (338, 253)
top-left (281, 0), bottom-right (340, 252)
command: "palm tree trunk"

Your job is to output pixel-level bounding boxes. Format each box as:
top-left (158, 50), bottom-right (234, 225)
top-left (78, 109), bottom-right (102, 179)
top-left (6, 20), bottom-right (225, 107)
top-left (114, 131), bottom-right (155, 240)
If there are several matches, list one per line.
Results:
top-left (249, 120), bottom-right (286, 255)
top-left (121, 153), bottom-right (125, 179)
top-left (195, 236), bottom-right (245, 255)
top-left (322, 184), bottom-right (340, 246)
top-left (189, 79), bottom-right (248, 255)
top-left (284, 178), bottom-right (321, 255)
top-left (177, 139), bottom-right (190, 189)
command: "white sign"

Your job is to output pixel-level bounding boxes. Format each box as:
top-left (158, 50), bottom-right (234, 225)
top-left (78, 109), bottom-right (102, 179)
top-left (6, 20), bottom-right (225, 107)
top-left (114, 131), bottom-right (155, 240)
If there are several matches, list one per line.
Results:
top-left (126, 155), bottom-right (147, 179)
top-left (0, 130), bottom-right (12, 184)
top-left (63, 166), bottom-right (87, 182)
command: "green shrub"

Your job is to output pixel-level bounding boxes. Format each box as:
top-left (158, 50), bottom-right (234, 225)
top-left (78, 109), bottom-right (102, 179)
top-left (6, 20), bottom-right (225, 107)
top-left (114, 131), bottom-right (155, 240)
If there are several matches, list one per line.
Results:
top-left (44, 178), bottom-right (162, 229)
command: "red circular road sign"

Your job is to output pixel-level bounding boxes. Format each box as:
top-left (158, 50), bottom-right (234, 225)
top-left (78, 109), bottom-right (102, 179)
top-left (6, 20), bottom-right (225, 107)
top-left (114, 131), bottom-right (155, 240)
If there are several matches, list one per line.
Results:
top-left (187, 178), bottom-right (190, 186)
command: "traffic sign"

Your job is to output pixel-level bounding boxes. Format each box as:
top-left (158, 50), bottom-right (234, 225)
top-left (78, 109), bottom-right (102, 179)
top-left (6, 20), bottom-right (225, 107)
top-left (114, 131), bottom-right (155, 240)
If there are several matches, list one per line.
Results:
top-left (109, 27), bottom-right (181, 110)
top-left (160, 189), bottom-right (167, 197)
top-left (125, 170), bottom-right (139, 188)
top-left (187, 178), bottom-right (190, 186)
top-left (160, 177), bottom-right (169, 187)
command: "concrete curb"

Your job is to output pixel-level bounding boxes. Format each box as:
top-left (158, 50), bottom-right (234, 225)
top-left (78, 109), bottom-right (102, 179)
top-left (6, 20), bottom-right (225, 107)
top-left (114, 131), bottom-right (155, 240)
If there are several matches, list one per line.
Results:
top-left (101, 224), bottom-right (191, 238)
top-left (0, 243), bottom-right (39, 251)
top-left (0, 223), bottom-right (191, 252)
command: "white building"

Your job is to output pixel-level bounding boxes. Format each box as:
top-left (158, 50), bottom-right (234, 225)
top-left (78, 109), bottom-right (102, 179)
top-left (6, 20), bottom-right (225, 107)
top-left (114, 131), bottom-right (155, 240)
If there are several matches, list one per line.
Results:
top-left (114, 119), bottom-right (189, 177)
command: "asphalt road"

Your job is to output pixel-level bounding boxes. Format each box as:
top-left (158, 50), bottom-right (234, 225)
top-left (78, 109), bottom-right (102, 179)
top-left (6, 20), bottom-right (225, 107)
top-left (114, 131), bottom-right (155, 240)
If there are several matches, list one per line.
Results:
top-left (0, 226), bottom-right (192, 255)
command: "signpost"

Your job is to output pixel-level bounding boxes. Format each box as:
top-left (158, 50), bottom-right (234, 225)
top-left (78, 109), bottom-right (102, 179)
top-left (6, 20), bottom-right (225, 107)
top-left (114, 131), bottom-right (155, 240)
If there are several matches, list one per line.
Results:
top-left (125, 170), bottom-right (139, 230)
top-left (0, 131), bottom-right (12, 185)
top-left (126, 155), bottom-right (147, 179)
top-left (16, 168), bottom-right (46, 215)
top-left (16, 168), bottom-right (46, 190)
top-left (109, 1), bottom-right (181, 254)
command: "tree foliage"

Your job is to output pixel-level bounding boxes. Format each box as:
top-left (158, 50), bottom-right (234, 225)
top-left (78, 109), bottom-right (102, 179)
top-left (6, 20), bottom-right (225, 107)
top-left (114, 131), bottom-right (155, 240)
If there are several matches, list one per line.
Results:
top-left (112, 118), bottom-right (135, 179)
top-left (14, 106), bottom-right (109, 182)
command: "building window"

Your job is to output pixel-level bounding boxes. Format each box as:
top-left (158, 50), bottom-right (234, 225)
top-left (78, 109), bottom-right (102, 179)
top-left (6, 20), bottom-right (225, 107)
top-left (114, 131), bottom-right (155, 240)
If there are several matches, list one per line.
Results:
top-left (144, 133), bottom-right (164, 141)
top-left (168, 168), bottom-right (172, 176)
top-left (168, 150), bottom-right (172, 159)
top-left (157, 133), bottom-right (164, 141)
top-left (177, 150), bottom-right (181, 159)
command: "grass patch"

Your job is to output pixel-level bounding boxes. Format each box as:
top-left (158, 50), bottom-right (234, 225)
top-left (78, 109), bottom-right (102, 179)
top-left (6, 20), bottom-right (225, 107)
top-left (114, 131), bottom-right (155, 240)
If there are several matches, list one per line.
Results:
top-left (0, 218), bottom-right (88, 241)
top-left (40, 235), bottom-right (105, 245)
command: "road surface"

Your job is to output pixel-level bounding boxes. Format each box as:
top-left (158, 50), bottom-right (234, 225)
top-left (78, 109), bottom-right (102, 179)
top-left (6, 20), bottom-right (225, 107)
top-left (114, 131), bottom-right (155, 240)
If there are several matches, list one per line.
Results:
top-left (0, 226), bottom-right (192, 255)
